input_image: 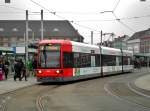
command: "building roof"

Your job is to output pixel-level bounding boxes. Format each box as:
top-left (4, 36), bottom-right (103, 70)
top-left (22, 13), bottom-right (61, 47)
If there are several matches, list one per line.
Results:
top-left (113, 35), bottom-right (130, 42)
top-left (0, 20), bottom-right (84, 40)
top-left (128, 28), bottom-right (150, 41)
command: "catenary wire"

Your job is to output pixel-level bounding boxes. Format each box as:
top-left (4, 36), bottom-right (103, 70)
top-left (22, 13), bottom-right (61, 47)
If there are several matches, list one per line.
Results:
top-left (29, 0), bottom-right (100, 32)
top-left (113, 0), bottom-right (121, 12)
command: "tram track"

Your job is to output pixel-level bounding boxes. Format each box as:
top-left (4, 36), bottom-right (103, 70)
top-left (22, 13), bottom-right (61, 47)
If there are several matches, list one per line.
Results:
top-left (36, 85), bottom-right (61, 111)
top-left (0, 83), bottom-right (61, 111)
top-left (0, 93), bottom-right (14, 111)
top-left (104, 72), bottom-right (150, 110)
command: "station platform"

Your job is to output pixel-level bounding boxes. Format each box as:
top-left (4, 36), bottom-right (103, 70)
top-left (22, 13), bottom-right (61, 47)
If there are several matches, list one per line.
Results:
top-left (0, 77), bottom-right (38, 95)
top-left (0, 68), bottom-right (150, 95)
top-left (134, 69), bottom-right (150, 91)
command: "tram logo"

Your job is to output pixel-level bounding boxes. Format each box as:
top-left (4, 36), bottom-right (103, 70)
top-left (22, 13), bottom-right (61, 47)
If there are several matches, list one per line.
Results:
top-left (75, 68), bottom-right (80, 76)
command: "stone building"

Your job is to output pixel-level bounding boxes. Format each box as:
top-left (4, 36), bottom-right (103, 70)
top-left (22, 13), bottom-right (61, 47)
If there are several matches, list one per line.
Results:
top-left (0, 20), bottom-right (84, 47)
top-left (127, 28), bottom-right (150, 55)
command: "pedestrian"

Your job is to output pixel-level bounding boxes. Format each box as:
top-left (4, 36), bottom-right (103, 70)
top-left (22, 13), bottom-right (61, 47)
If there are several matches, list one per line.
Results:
top-left (4, 59), bottom-right (9, 80)
top-left (27, 59), bottom-right (33, 77)
top-left (20, 59), bottom-right (27, 81)
top-left (14, 59), bottom-right (22, 81)
top-left (0, 59), bottom-right (4, 80)
top-left (32, 55), bottom-right (37, 76)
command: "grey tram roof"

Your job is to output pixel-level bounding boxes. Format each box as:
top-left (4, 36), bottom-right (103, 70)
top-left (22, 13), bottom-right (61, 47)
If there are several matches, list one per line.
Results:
top-left (0, 20), bottom-right (84, 39)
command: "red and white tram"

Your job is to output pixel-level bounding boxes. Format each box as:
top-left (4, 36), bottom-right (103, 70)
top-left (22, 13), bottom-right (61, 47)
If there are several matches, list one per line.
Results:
top-left (36, 40), bottom-right (133, 82)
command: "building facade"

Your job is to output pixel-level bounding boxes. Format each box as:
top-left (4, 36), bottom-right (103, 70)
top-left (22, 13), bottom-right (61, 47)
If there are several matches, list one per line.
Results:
top-left (127, 28), bottom-right (150, 56)
top-left (112, 35), bottom-right (129, 50)
top-left (0, 20), bottom-right (84, 47)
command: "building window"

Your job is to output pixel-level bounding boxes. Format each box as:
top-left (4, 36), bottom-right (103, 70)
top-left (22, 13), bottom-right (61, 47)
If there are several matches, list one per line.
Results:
top-left (3, 38), bottom-right (8, 41)
top-left (12, 28), bottom-right (18, 32)
top-left (28, 28), bottom-right (32, 32)
top-left (39, 28), bottom-right (46, 32)
top-left (53, 28), bottom-right (59, 32)
top-left (3, 43), bottom-right (9, 47)
top-left (0, 28), bottom-right (4, 32)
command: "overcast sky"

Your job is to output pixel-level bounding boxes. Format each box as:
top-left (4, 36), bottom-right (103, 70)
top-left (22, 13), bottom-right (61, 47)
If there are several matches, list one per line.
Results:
top-left (0, 0), bottom-right (150, 44)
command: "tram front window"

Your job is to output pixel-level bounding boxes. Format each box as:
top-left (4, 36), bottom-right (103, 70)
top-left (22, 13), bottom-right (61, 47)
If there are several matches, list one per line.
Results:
top-left (39, 44), bottom-right (60, 68)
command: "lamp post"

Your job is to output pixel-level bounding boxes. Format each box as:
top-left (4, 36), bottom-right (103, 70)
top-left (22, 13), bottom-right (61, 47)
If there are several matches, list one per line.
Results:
top-left (100, 30), bottom-right (103, 46)
top-left (91, 31), bottom-right (93, 45)
top-left (25, 10), bottom-right (29, 74)
top-left (100, 30), bottom-right (103, 77)
top-left (41, 10), bottom-right (44, 40)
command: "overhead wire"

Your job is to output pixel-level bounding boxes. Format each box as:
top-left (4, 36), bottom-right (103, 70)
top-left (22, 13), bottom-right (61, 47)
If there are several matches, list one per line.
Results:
top-left (0, 0), bottom-right (146, 35)
top-left (0, 4), bottom-right (31, 12)
top-left (111, 0), bottom-right (136, 33)
top-left (72, 22), bottom-right (100, 32)
top-left (0, 3), bottom-right (150, 23)
top-left (29, 0), bottom-right (100, 32)
top-left (43, 11), bottom-right (101, 15)
top-left (112, 12), bottom-right (136, 33)
top-left (30, 0), bottom-right (66, 20)
top-left (113, 0), bottom-right (121, 12)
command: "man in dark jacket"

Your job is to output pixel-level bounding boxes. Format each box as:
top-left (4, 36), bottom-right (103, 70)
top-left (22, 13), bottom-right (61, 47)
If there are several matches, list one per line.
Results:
top-left (4, 60), bottom-right (9, 80)
top-left (20, 59), bottom-right (27, 81)
top-left (14, 60), bottom-right (22, 81)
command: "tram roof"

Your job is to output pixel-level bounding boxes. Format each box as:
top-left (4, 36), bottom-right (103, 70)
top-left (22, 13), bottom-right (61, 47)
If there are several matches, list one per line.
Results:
top-left (71, 41), bottom-right (99, 48)
top-left (39, 39), bottom-right (72, 45)
top-left (101, 46), bottom-right (122, 55)
top-left (39, 39), bottom-right (99, 48)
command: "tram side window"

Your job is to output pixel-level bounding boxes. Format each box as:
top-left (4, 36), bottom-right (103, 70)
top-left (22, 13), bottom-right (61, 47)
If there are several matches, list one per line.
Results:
top-left (116, 56), bottom-right (122, 66)
top-left (74, 53), bottom-right (91, 68)
top-left (127, 56), bottom-right (132, 65)
top-left (74, 53), bottom-right (80, 68)
top-left (130, 57), bottom-right (133, 65)
top-left (63, 52), bottom-right (74, 68)
top-left (102, 55), bottom-right (116, 66)
top-left (91, 55), bottom-right (96, 67)
top-left (95, 55), bottom-right (100, 67)
top-left (123, 56), bottom-right (129, 65)
top-left (117, 56), bottom-right (122, 65)
top-left (81, 53), bottom-right (91, 67)
top-left (116, 56), bottom-right (119, 66)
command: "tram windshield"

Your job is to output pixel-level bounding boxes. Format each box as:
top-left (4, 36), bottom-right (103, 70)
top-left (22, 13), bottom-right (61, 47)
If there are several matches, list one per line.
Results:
top-left (38, 44), bottom-right (61, 68)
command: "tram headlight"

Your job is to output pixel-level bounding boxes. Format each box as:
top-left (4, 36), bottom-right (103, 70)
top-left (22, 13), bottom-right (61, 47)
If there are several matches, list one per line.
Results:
top-left (56, 70), bottom-right (63, 74)
top-left (38, 70), bottom-right (42, 74)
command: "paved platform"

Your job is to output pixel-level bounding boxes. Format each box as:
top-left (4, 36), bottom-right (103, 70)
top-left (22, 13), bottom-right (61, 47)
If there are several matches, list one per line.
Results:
top-left (134, 74), bottom-right (150, 91)
top-left (0, 77), bottom-right (38, 95)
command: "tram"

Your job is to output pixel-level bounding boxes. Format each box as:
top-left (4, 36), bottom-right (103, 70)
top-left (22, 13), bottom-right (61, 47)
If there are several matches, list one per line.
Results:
top-left (36, 40), bottom-right (133, 82)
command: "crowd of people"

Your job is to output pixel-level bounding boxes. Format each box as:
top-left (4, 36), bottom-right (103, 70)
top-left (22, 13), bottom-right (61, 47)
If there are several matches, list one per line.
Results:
top-left (134, 58), bottom-right (150, 69)
top-left (0, 55), bottom-right (37, 81)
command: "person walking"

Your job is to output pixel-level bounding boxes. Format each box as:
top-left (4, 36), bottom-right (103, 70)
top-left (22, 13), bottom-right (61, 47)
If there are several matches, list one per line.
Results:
top-left (14, 59), bottom-right (22, 81)
top-left (4, 59), bottom-right (9, 80)
top-left (0, 59), bottom-right (4, 80)
top-left (27, 59), bottom-right (33, 77)
top-left (20, 59), bottom-right (27, 81)
top-left (32, 55), bottom-right (37, 77)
